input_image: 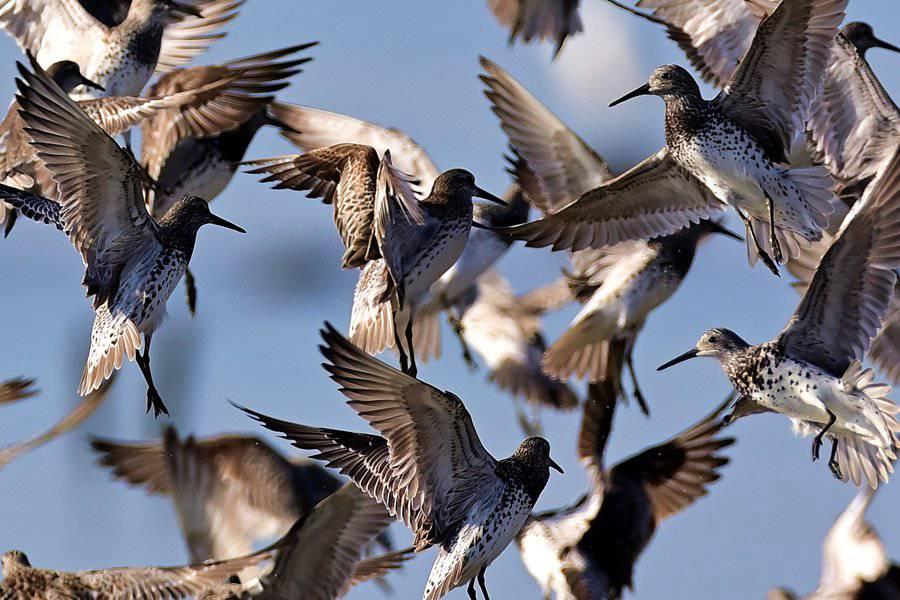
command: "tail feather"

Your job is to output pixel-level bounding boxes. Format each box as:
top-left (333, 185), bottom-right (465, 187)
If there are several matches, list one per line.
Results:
top-left (782, 164), bottom-right (838, 235)
top-left (78, 308), bottom-right (141, 396)
top-left (490, 357), bottom-right (578, 410)
top-left (349, 261), bottom-right (395, 355)
top-left (412, 311), bottom-right (441, 363)
top-left (543, 334), bottom-right (622, 384)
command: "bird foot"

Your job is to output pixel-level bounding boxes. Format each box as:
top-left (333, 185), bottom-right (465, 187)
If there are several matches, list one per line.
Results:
top-left (828, 458), bottom-right (843, 480)
top-left (811, 437), bottom-right (822, 461)
top-left (145, 386), bottom-right (169, 418)
top-left (759, 250), bottom-right (781, 277)
top-left (632, 388), bottom-right (650, 417)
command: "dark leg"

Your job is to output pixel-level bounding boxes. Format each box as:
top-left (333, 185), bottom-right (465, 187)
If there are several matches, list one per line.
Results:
top-left (3, 208), bottom-right (17, 238)
top-left (405, 315), bottom-right (417, 378)
top-left (467, 578), bottom-right (477, 600)
top-left (737, 209), bottom-right (779, 276)
top-left (764, 192), bottom-right (783, 264)
top-left (392, 318), bottom-right (410, 375)
top-left (136, 334), bottom-right (168, 417)
top-left (184, 268), bottom-right (198, 316)
top-left (477, 566), bottom-right (490, 600)
top-left (828, 439), bottom-right (842, 480)
top-left (447, 310), bottom-right (477, 371)
top-left (624, 345), bottom-right (649, 416)
top-left (811, 409), bottom-right (837, 461)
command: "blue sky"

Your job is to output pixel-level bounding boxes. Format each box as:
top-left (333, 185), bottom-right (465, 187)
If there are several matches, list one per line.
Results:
top-left (1, 1), bottom-right (898, 598)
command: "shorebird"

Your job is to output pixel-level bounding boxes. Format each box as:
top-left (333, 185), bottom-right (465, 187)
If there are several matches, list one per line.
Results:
top-left (768, 489), bottom-right (899, 600)
top-left (658, 147), bottom-right (900, 488)
top-left (0, 0), bottom-right (243, 97)
top-left (0, 377), bottom-right (37, 405)
top-left (496, 0), bottom-right (846, 275)
top-left (455, 270), bottom-right (579, 419)
top-left (0, 56), bottom-right (232, 237)
top-left (0, 539), bottom-right (278, 599)
top-left (196, 483), bottom-right (413, 600)
top-left (0, 57), bottom-right (245, 416)
top-left (517, 384), bottom-right (734, 599)
top-left (235, 322), bottom-right (563, 600)
top-left (140, 43), bottom-right (315, 313)
top-left (486, 0), bottom-right (583, 57)
top-left (89, 426), bottom-right (392, 565)
top-left (264, 103), bottom-right (530, 364)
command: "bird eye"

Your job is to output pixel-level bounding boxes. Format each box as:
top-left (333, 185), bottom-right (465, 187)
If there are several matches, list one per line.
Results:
top-left (708, 336), bottom-right (718, 344)
top-left (661, 72), bottom-right (671, 80)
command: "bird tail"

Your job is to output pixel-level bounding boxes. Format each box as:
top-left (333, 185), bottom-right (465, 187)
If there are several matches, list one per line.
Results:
top-left (490, 356), bottom-right (579, 410)
top-left (779, 164), bottom-right (838, 239)
top-left (349, 261), bottom-right (395, 355)
top-left (542, 328), bottom-right (624, 384)
top-left (78, 307), bottom-right (141, 396)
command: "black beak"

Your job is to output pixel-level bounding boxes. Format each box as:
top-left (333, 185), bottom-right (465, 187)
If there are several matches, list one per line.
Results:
top-left (708, 221), bottom-right (743, 241)
top-left (79, 75), bottom-right (104, 92)
top-left (609, 82), bottom-right (651, 107)
top-left (549, 457), bottom-right (564, 474)
top-left (474, 186), bottom-right (507, 206)
top-left (166, 0), bottom-right (203, 18)
top-left (657, 348), bottom-right (699, 371)
top-left (874, 36), bottom-right (900, 53)
top-left (471, 220), bottom-right (492, 230)
top-left (208, 212), bottom-right (246, 233)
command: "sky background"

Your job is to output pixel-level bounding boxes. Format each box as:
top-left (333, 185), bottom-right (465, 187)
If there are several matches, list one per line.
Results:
top-left (1, 1), bottom-right (899, 598)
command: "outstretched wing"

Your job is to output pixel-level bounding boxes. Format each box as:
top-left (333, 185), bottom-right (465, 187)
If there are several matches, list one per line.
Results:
top-left (0, 0), bottom-right (102, 63)
top-left (155, 0), bottom-right (244, 73)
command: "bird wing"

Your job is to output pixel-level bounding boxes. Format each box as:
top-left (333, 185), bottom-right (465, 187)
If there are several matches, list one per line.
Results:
top-left (779, 147), bottom-right (900, 377)
top-left (0, 377), bottom-right (37, 404)
top-left (623, 0), bottom-right (772, 87)
top-left (0, 0), bottom-right (102, 61)
top-left (808, 33), bottom-right (900, 191)
top-left (347, 547), bottom-right (416, 588)
top-left (497, 148), bottom-right (724, 251)
top-left (155, 0), bottom-right (243, 74)
top-left (609, 397), bottom-right (734, 522)
top-left (576, 382), bottom-right (618, 486)
top-left (268, 102), bottom-right (441, 195)
top-left (14, 56), bottom-right (157, 308)
top-left (259, 483), bottom-right (394, 600)
top-left (479, 56), bottom-right (612, 213)
top-left (89, 436), bottom-right (172, 495)
top-left (143, 43), bottom-right (314, 182)
top-left (714, 0), bottom-right (847, 163)
top-left (319, 323), bottom-right (500, 540)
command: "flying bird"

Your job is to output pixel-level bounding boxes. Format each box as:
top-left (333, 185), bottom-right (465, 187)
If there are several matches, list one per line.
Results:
top-left (486, 0), bottom-right (583, 57)
top-left (0, 377), bottom-right (37, 405)
top-left (236, 322), bottom-right (563, 600)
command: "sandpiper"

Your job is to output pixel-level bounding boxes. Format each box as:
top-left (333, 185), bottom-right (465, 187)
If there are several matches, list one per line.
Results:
top-left (235, 322), bottom-right (563, 600)
top-left (0, 377), bottom-right (36, 405)
top-left (498, 0), bottom-right (846, 275)
top-left (0, 0), bottom-right (242, 97)
top-left (90, 426), bottom-right (392, 564)
top-left (658, 147), bottom-right (900, 488)
top-left (197, 483), bottom-right (413, 600)
top-left (486, 0), bottom-right (583, 57)
top-left (0, 57), bottom-right (245, 416)
top-left (0, 540), bottom-right (278, 599)
top-left (517, 384), bottom-right (733, 599)
top-left (768, 489), bottom-right (899, 600)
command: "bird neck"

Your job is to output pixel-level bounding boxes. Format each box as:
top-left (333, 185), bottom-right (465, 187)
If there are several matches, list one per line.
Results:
top-left (420, 196), bottom-right (473, 221)
top-left (124, 0), bottom-right (167, 29)
top-left (497, 456), bottom-right (549, 503)
top-left (156, 221), bottom-right (200, 256)
top-left (663, 94), bottom-right (708, 140)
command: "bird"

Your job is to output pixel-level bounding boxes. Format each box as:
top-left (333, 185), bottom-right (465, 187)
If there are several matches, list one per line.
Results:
top-left (0, 377), bottom-right (37, 405)
top-left (0, 55), bottom-right (232, 237)
top-left (89, 425), bottom-right (392, 566)
top-left (0, 0), bottom-right (243, 98)
top-left (486, 0), bottom-right (583, 58)
top-left (517, 384), bottom-right (734, 599)
top-left (768, 488), bottom-right (899, 600)
top-left (480, 57), bottom-right (741, 413)
top-left (0, 375), bottom-right (115, 471)
top-left (496, 0), bottom-right (846, 276)
top-left (139, 43), bottom-right (316, 313)
top-left (657, 146), bottom-right (900, 488)
top-left (0, 56), bottom-right (245, 417)
top-left (196, 483), bottom-right (414, 600)
top-left (234, 322), bottom-right (564, 600)
top-left (0, 539), bottom-right (279, 600)
top-left (262, 103), bottom-right (531, 364)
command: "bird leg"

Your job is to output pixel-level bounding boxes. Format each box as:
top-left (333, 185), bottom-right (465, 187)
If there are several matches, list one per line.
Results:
top-left (136, 334), bottom-right (168, 417)
top-left (392, 320), bottom-right (410, 375)
top-left (467, 578), bottom-right (477, 600)
top-left (477, 566), bottom-right (491, 600)
top-left (447, 310), bottom-right (477, 371)
top-left (811, 409), bottom-right (837, 462)
top-left (184, 267), bottom-right (198, 316)
top-left (405, 315), bottom-right (418, 378)
top-left (737, 208), bottom-right (779, 276)
top-left (828, 439), bottom-right (842, 480)
top-left (3, 208), bottom-right (17, 238)
top-left (624, 344), bottom-right (649, 416)
top-left (764, 192), bottom-right (783, 265)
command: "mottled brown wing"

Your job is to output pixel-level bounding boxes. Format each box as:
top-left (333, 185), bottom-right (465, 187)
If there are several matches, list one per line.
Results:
top-left (155, 0), bottom-right (243, 73)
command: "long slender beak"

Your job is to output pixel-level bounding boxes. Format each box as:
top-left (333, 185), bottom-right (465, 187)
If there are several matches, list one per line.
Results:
top-left (208, 212), bottom-right (246, 233)
top-left (167, 0), bottom-right (203, 18)
top-left (709, 221), bottom-right (743, 241)
top-left (549, 457), bottom-right (564, 474)
top-left (474, 186), bottom-right (507, 206)
top-left (79, 75), bottom-right (104, 92)
top-left (471, 220), bottom-right (492, 230)
top-left (609, 82), bottom-right (651, 107)
top-left (874, 36), bottom-right (900, 53)
top-left (657, 348), bottom-right (699, 371)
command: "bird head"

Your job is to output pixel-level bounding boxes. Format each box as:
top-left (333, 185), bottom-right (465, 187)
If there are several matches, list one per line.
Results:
top-left (2, 550), bottom-right (30, 574)
top-left (426, 169), bottom-right (507, 208)
top-left (842, 22), bottom-right (900, 55)
top-left (514, 436), bottom-right (564, 474)
top-left (657, 328), bottom-right (748, 370)
top-left (162, 196), bottom-right (246, 234)
top-left (610, 64), bottom-right (700, 107)
top-left (44, 61), bottom-right (104, 94)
